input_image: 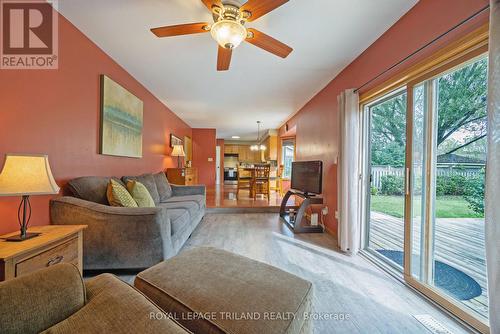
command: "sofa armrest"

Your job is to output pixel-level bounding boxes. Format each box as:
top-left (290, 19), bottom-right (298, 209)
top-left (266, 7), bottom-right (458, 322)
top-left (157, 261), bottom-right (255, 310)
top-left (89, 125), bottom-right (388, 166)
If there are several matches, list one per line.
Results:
top-left (50, 197), bottom-right (174, 270)
top-left (0, 263), bottom-right (85, 334)
top-left (171, 184), bottom-right (206, 196)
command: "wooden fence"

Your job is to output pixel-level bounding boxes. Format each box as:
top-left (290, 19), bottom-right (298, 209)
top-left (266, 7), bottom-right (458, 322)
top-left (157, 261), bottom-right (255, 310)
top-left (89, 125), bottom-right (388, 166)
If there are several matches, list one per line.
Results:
top-left (371, 165), bottom-right (484, 190)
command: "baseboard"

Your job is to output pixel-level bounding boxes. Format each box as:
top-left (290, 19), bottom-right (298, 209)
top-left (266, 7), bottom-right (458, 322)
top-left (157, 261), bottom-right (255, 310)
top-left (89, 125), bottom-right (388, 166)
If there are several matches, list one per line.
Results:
top-left (206, 207), bottom-right (280, 214)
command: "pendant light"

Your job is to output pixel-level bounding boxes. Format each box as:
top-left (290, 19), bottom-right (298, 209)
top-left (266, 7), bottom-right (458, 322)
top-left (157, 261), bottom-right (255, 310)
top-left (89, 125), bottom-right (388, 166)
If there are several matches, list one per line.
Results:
top-left (250, 121), bottom-right (266, 151)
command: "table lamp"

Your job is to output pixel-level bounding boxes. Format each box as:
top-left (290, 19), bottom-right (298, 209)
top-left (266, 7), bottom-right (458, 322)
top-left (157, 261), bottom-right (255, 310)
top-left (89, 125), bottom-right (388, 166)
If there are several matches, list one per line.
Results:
top-left (171, 145), bottom-right (185, 168)
top-left (0, 154), bottom-right (60, 241)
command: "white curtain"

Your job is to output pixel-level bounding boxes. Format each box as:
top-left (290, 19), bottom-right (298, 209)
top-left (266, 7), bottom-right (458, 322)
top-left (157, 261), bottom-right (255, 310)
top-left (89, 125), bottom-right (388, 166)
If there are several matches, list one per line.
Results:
top-left (486, 1), bottom-right (500, 331)
top-left (337, 89), bottom-right (361, 254)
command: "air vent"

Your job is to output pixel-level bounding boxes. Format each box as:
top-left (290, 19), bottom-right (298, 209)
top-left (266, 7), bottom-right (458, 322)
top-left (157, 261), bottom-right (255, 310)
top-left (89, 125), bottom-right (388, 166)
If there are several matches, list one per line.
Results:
top-left (413, 315), bottom-right (454, 334)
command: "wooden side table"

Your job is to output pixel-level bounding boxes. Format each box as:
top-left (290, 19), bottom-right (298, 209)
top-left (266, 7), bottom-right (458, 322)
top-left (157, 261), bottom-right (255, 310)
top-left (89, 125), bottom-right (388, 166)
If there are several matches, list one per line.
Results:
top-left (166, 168), bottom-right (198, 185)
top-left (0, 225), bottom-right (87, 282)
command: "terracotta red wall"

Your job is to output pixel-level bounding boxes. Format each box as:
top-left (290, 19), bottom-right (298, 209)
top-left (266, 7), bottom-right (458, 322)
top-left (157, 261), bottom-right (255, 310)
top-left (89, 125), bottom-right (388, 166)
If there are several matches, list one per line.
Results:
top-left (0, 13), bottom-right (191, 235)
top-left (192, 129), bottom-right (216, 186)
top-left (279, 0), bottom-right (489, 236)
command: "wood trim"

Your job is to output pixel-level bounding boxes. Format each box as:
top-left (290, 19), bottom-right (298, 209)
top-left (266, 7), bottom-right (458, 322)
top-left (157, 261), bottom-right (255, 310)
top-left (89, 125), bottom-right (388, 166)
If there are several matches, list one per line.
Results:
top-left (360, 23), bottom-right (489, 104)
top-left (406, 277), bottom-right (489, 334)
top-left (407, 44), bottom-right (489, 87)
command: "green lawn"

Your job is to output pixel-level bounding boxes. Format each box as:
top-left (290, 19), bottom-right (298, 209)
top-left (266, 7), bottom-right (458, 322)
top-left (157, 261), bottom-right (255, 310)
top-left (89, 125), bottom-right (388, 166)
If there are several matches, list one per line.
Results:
top-left (370, 195), bottom-right (484, 219)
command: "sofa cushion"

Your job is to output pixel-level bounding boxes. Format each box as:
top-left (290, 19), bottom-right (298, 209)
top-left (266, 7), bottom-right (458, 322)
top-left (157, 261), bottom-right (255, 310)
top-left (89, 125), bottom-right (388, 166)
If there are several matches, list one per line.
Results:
top-left (0, 264), bottom-right (85, 334)
top-left (107, 179), bottom-right (138, 208)
top-left (127, 180), bottom-right (155, 208)
top-left (42, 273), bottom-right (189, 334)
top-left (122, 174), bottom-right (160, 205)
top-left (134, 247), bottom-right (313, 334)
top-left (153, 172), bottom-right (173, 201)
top-left (163, 195), bottom-right (205, 210)
top-left (166, 208), bottom-right (191, 236)
top-left (68, 176), bottom-right (122, 205)
top-left (159, 201), bottom-right (199, 221)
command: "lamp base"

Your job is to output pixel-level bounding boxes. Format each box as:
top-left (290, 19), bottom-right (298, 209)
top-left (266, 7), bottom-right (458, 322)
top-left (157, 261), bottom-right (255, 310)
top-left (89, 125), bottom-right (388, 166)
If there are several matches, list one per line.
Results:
top-left (5, 232), bottom-right (41, 242)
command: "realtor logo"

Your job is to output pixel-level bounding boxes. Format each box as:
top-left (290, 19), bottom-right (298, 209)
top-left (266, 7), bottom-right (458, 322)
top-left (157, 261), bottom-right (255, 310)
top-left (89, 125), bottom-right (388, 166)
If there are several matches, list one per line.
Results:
top-left (1, 0), bottom-right (58, 69)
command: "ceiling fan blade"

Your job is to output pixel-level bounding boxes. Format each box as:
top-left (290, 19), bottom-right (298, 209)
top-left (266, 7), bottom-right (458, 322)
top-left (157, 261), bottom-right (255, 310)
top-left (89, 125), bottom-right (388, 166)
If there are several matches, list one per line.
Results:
top-left (240, 0), bottom-right (289, 22)
top-left (217, 46), bottom-right (232, 71)
top-left (201, 0), bottom-right (222, 12)
top-left (151, 23), bottom-right (209, 37)
top-left (246, 28), bottom-right (293, 58)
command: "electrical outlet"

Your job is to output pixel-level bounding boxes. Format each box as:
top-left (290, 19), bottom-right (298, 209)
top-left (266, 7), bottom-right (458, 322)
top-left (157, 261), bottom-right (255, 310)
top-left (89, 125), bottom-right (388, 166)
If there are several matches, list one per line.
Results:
top-left (321, 206), bottom-right (328, 215)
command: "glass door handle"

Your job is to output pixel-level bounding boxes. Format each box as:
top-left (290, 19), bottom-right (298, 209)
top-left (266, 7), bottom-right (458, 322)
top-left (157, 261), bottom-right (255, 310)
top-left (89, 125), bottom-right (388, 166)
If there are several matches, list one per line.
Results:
top-left (405, 167), bottom-right (410, 195)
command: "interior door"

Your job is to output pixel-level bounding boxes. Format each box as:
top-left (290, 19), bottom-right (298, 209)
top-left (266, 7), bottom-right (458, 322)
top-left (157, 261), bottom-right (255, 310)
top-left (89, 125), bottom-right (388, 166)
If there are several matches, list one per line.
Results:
top-left (215, 146), bottom-right (221, 185)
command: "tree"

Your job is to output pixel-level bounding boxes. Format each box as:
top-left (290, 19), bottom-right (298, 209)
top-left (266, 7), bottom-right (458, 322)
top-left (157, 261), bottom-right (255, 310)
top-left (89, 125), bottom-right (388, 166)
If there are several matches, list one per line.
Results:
top-left (370, 57), bottom-right (488, 166)
top-left (436, 58), bottom-right (488, 155)
top-left (370, 93), bottom-right (407, 167)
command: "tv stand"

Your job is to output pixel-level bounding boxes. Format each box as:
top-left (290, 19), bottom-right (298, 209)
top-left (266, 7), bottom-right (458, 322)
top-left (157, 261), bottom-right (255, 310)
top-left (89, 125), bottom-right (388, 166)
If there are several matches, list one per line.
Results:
top-left (279, 189), bottom-right (324, 233)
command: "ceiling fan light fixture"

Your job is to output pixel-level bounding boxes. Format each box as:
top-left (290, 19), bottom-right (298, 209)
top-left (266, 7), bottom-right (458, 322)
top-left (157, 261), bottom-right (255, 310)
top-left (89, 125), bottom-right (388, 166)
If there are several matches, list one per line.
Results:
top-left (210, 19), bottom-right (247, 49)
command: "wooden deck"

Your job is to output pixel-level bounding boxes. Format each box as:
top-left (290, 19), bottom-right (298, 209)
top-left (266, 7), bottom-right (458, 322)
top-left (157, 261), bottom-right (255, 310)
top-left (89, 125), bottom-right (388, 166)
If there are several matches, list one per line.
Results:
top-left (369, 211), bottom-right (488, 319)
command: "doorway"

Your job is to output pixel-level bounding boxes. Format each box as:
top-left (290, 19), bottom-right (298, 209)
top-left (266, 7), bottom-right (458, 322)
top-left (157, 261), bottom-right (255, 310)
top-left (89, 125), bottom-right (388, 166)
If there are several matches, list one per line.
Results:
top-left (362, 53), bottom-right (489, 331)
top-left (216, 146), bottom-right (221, 185)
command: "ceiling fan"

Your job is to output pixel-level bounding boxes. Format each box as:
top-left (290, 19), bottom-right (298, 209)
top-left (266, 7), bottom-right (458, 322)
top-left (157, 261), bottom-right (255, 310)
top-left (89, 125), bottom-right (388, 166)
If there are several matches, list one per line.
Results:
top-left (150, 0), bottom-right (293, 71)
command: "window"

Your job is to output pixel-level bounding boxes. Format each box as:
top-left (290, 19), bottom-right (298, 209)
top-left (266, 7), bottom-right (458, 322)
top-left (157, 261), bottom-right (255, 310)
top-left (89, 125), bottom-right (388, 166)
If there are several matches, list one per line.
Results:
top-left (281, 138), bottom-right (295, 178)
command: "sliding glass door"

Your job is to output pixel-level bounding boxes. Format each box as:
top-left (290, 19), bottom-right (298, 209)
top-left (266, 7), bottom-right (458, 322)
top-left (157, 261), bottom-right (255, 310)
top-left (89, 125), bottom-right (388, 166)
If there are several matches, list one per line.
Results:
top-left (408, 55), bottom-right (489, 322)
top-left (363, 52), bottom-right (489, 332)
top-left (365, 90), bottom-right (407, 271)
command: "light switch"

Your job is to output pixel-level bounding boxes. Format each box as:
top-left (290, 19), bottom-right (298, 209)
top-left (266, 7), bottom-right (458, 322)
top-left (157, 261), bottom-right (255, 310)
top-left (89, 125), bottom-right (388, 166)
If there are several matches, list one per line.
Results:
top-left (208, 157), bottom-right (213, 162)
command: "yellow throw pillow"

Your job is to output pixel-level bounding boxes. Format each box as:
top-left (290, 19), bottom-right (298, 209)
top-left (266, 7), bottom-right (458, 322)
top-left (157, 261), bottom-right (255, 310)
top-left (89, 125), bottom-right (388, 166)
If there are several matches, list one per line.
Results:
top-left (127, 180), bottom-right (155, 208)
top-left (107, 179), bottom-right (138, 207)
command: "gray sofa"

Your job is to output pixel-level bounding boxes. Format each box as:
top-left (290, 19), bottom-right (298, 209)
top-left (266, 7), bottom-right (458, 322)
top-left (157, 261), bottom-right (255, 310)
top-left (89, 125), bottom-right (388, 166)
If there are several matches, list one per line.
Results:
top-left (50, 172), bottom-right (205, 270)
top-left (0, 264), bottom-right (190, 334)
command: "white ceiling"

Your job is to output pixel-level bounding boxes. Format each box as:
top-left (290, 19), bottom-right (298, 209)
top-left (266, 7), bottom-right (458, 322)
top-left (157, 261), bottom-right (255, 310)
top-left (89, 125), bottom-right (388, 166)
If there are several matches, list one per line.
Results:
top-left (57, 0), bottom-right (417, 140)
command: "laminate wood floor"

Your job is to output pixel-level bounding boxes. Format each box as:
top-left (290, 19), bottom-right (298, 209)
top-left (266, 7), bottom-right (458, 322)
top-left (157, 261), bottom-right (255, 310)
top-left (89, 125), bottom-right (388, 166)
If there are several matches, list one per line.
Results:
top-left (181, 213), bottom-right (473, 334)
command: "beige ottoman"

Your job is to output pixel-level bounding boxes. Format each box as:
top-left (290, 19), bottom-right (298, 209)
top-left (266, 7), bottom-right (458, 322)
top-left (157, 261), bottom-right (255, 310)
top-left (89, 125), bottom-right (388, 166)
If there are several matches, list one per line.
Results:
top-left (134, 247), bottom-right (313, 334)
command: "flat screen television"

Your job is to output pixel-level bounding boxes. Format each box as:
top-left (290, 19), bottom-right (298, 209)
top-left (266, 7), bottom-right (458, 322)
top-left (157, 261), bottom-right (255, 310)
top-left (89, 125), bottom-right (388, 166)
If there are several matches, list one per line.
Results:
top-left (291, 161), bottom-right (323, 195)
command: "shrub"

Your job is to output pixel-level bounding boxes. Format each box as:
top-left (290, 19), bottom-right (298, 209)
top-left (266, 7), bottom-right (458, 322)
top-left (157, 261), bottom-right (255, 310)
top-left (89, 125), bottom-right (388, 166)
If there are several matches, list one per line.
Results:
top-left (380, 175), bottom-right (404, 196)
top-left (371, 186), bottom-right (378, 196)
top-left (463, 171), bottom-right (485, 215)
top-left (435, 174), bottom-right (468, 196)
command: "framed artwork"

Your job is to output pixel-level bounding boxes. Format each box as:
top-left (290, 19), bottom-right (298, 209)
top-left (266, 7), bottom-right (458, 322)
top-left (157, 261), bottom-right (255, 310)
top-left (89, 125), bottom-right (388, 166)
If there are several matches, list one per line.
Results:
top-left (100, 75), bottom-right (143, 158)
top-left (184, 136), bottom-right (192, 161)
top-left (170, 134), bottom-right (183, 148)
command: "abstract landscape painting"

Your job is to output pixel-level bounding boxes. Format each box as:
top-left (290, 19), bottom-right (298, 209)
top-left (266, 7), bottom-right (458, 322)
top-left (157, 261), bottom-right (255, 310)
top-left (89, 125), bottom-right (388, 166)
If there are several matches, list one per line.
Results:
top-left (100, 75), bottom-right (143, 158)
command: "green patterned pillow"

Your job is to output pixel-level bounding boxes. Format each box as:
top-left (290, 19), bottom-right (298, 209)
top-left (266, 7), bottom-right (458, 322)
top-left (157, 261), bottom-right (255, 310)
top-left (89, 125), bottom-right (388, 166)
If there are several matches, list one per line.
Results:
top-left (107, 179), bottom-right (138, 207)
top-left (127, 180), bottom-right (155, 208)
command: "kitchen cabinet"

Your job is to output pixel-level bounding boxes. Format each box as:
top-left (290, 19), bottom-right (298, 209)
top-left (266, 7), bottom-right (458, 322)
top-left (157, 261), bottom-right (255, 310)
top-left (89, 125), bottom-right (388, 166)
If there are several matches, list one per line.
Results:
top-left (224, 144), bottom-right (263, 163)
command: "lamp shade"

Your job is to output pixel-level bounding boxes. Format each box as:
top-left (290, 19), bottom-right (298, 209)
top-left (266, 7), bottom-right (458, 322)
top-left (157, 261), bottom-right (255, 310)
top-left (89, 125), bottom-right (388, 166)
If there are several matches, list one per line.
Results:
top-left (0, 154), bottom-right (60, 196)
top-left (171, 145), bottom-right (185, 157)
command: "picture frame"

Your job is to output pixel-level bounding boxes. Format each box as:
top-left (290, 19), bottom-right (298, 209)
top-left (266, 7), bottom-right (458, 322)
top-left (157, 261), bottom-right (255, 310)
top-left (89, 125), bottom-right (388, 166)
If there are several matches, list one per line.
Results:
top-left (170, 134), bottom-right (183, 148)
top-left (99, 75), bottom-right (144, 158)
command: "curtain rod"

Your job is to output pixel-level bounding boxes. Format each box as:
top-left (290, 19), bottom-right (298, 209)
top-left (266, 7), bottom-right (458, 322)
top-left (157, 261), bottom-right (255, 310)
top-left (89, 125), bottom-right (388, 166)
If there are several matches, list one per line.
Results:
top-left (353, 4), bottom-right (490, 93)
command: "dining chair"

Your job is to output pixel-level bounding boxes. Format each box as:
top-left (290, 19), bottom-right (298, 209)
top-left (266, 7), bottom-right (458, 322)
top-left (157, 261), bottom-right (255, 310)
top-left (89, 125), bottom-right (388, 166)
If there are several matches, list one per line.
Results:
top-left (252, 164), bottom-right (271, 200)
top-left (271, 164), bottom-right (284, 197)
top-left (237, 167), bottom-right (252, 197)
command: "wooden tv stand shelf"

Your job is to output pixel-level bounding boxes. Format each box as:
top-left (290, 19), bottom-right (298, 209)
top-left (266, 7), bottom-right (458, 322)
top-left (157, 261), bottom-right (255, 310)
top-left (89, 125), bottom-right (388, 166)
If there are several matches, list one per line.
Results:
top-left (279, 190), bottom-right (324, 233)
